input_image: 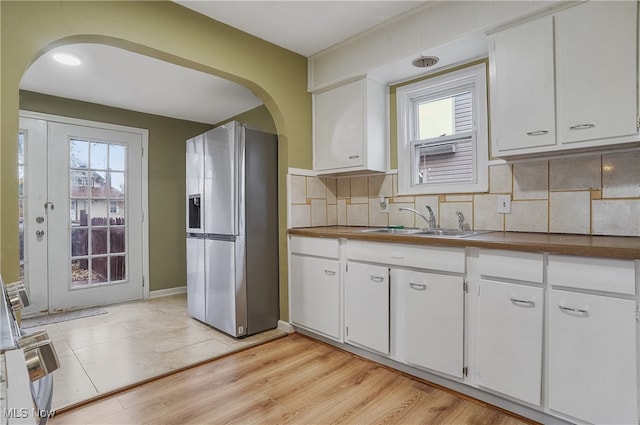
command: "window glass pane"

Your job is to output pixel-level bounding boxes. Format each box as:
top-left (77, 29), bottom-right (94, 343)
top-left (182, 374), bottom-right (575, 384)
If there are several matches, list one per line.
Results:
top-left (109, 144), bottom-right (126, 171)
top-left (90, 142), bottom-right (108, 169)
top-left (71, 199), bottom-right (89, 226)
top-left (418, 97), bottom-right (454, 140)
top-left (417, 91), bottom-right (471, 141)
top-left (71, 140), bottom-right (89, 168)
top-left (416, 136), bottom-right (474, 185)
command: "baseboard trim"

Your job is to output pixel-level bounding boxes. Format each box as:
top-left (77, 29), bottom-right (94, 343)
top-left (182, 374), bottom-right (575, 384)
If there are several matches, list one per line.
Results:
top-left (149, 286), bottom-right (187, 299)
top-left (277, 320), bottom-right (295, 333)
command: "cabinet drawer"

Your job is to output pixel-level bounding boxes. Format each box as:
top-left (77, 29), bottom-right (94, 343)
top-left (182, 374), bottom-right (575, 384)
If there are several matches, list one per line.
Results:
top-left (548, 255), bottom-right (635, 295)
top-left (479, 249), bottom-right (543, 283)
top-left (290, 236), bottom-right (339, 259)
top-left (347, 241), bottom-right (464, 273)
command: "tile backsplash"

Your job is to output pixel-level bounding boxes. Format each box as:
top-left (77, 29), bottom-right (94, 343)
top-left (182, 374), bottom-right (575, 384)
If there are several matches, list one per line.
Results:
top-left (288, 150), bottom-right (640, 237)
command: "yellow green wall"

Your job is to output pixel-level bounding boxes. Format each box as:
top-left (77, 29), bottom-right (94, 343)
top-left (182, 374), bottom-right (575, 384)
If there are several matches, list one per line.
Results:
top-left (2, 1), bottom-right (312, 321)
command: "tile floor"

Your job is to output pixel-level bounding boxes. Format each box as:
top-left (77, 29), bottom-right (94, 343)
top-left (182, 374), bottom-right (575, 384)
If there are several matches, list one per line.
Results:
top-left (23, 294), bottom-right (285, 410)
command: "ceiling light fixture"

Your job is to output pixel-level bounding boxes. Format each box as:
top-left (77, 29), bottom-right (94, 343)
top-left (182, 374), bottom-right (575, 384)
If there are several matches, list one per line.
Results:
top-left (412, 55), bottom-right (439, 68)
top-left (52, 53), bottom-right (82, 66)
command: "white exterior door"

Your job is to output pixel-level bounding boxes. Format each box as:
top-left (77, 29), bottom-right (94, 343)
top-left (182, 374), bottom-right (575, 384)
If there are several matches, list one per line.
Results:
top-left (19, 115), bottom-right (146, 314)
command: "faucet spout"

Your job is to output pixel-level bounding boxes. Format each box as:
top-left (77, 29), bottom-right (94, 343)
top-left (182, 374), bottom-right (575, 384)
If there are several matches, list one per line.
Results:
top-left (399, 206), bottom-right (437, 229)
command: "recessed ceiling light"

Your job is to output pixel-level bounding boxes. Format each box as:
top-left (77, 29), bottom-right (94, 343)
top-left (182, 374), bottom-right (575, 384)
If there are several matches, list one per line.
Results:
top-left (52, 53), bottom-right (81, 66)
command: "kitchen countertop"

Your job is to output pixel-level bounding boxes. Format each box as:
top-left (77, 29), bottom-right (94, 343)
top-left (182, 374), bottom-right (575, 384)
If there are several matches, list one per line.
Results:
top-left (287, 226), bottom-right (640, 260)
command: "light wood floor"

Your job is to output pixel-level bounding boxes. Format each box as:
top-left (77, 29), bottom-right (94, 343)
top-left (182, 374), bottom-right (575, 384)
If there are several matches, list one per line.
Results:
top-left (49, 333), bottom-right (534, 425)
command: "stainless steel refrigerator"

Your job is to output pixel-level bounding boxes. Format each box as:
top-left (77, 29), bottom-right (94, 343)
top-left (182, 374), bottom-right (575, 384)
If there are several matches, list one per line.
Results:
top-left (186, 121), bottom-right (279, 337)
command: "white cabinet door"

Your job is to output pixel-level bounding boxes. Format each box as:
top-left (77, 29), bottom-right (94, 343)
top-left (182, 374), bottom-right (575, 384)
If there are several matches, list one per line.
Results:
top-left (555, 1), bottom-right (638, 145)
top-left (313, 78), bottom-right (386, 174)
top-left (398, 269), bottom-right (464, 378)
top-left (477, 279), bottom-right (543, 405)
top-left (290, 254), bottom-right (341, 340)
top-left (490, 16), bottom-right (556, 153)
top-left (345, 261), bottom-right (389, 354)
top-left (549, 289), bottom-right (638, 424)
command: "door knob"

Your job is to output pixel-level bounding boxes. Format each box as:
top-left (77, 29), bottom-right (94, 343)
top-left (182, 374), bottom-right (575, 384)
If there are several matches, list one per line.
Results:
top-left (36, 230), bottom-right (45, 238)
top-left (36, 216), bottom-right (44, 224)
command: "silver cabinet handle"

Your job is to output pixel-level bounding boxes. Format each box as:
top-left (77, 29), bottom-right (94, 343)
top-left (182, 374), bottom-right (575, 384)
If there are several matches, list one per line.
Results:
top-left (324, 269), bottom-right (336, 276)
top-left (370, 275), bottom-right (384, 283)
top-left (348, 154), bottom-right (360, 159)
top-left (510, 297), bottom-right (535, 306)
top-left (525, 130), bottom-right (549, 136)
top-left (559, 305), bottom-right (589, 314)
top-left (409, 282), bottom-right (426, 291)
top-left (569, 123), bottom-right (596, 130)
top-left (390, 255), bottom-right (405, 259)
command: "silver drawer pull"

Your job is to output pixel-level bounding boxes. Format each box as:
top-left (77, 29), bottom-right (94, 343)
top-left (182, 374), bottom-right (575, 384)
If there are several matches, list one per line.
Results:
top-left (569, 123), bottom-right (596, 130)
top-left (525, 130), bottom-right (549, 136)
top-left (510, 297), bottom-right (535, 306)
top-left (370, 275), bottom-right (384, 283)
top-left (324, 269), bottom-right (336, 276)
top-left (390, 255), bottom-right (405, 259)
top-left (348, 154), bottom-right (360, 159)
top-left (559, 305), bottom-right (589, 314)
top-left (409, 282), bottom-right (427, 291)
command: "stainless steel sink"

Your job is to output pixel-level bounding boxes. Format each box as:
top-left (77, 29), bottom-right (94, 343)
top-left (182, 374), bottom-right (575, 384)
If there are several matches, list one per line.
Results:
top-left (412, 229), bottom-right (491, 238)
top-left (360, 228), bottom-right (424, 235)
top-left (361, 228), bottom-right (491, 238)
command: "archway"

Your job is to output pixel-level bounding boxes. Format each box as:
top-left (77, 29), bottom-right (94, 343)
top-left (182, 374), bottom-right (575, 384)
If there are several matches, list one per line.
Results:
top-left (1, 1), bottom-right (312, 322)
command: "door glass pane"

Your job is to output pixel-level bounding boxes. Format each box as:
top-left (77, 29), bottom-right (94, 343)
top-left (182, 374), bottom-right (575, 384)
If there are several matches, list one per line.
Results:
top-left (110, 256), bottom-right (126, 281)
top-left (92, 171), bottom-right (108, 197)
top-left (71, 228), bottom-right (88, 256)
top-left (71, 140), bottom-right (89, 168)
top-left (109, 172), bottom-right (125, 198)
top-left (91, 257), bottom-right (108, 284)
top-left (70, 138), bottom-right (128, 289)
top-left (18, 133), bottom-right (25, 282)
top-left (91, 228), bottom-right (108, 255)
top-left (90, 142), bottom-right (108, 169)
top-left (109, 145), bottom-right (126, 171)
top-left (110, 228), bottom-right (125, 253)
top-left (71, 259), bottom-right (90, 286)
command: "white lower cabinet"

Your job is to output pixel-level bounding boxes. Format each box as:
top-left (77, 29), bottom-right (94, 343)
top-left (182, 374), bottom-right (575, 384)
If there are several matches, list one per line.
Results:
top-left (397, 269), bottom-right (465, 378)
top-left (548, 289), bottom-right (638, 424)
top-left (290, 254), bottom-right (341, 340)
top-left (345, 261), bottom-right (389, 354)
top-left (477, 279), bottom-right (543, 405)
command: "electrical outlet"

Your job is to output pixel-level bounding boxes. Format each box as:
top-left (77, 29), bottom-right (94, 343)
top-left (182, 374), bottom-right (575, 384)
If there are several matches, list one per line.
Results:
top-left (497, 195), bottom-right (511, 214)
top-left (379, 197), bottom-right (389, 213)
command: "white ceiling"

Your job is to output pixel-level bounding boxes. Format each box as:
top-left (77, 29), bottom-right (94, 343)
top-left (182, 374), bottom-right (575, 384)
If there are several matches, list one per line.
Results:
top-left (19, 1), bottom-right (427, 125)
top-left (176, 1), bottom-right (426, 57)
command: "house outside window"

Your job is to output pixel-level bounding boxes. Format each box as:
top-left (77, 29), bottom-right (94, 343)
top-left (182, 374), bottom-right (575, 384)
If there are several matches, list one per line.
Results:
top-left (396, 63), bottom-right (488, 195)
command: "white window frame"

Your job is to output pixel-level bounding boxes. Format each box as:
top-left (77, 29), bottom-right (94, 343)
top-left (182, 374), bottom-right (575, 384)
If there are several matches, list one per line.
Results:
top-left (396, 63), bottom-right (489, 195)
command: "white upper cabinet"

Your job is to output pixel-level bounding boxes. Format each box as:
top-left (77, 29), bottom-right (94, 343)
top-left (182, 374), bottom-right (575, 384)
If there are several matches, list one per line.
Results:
top-left (313, 77), bottom-right (387, 174)
top-left (490, 1), bottom-right (639, 157)
top-left (490, 16), bottom-right (556, 153)
top-left (555, 1), bottom-right (638, 145)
